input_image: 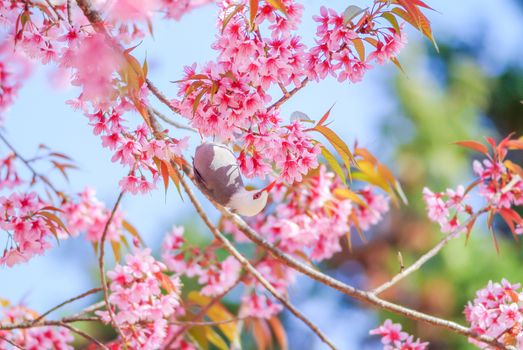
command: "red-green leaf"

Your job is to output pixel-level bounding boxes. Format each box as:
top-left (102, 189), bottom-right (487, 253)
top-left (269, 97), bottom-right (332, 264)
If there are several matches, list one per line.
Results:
top-left (454, 140), bottom-right (489, 155)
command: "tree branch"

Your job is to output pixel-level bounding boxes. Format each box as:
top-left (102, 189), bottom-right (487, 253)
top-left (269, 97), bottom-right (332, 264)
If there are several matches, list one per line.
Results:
top-left (33, 288), bottom-right (102, 323)
top-left (372, 210), bottom-right (486, 295)
top-left (149, 107), bottom-right (196, 133)
top-left (98, 191), bottom-right (127, 342)
top-left (59, 322), bottom-right (109, 350)
top-left (179, 166), bottom-right (509, 349)
top-left (175, 166), bottom-right (339, 350)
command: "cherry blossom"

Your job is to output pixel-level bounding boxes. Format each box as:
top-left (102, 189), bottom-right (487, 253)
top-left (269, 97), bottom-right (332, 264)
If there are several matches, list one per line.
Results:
top-left (465, 279), bottom-right (523, 349)
top-left (370, 319), bottom-right (428, 350)
top-left (0, 305), bottom-right (74, 350)
top-left (97, 249), bottom-right (181, 349)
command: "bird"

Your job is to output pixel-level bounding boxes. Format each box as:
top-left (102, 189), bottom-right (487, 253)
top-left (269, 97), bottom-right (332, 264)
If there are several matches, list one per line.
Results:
top-left (192, 142), bottom-right (274, 216)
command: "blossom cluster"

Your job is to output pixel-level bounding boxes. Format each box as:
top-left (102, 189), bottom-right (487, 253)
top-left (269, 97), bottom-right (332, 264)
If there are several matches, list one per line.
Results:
top-left (473, 158), bottom-right (523, 213)
top-left (97, 249), bottom-right (181, 349)
top-left (60, 187), bottom-right (125, 242)
top-left (370, 319), bottom-right (428, 350)
top-left (423, 137), bottom-right (523, 237)
top-left (0, 305), bottom-right (74, 350)
top-left (465, 279), bottom-right (523, 349)
top-left (0, 41), bottom-right (31, 122)
top-left (87, 106), bottom-right (188, 194)
top-left (253, 166), bottom-right (390, 261)
top-left (307, 6), bottom-right (406, 83)
top-left (161, 225), bottom-right (242, 296)
top-left (175, 0), bottom-right (407, 184)
top-left (422, 185), bottom-right (469, 234)
top-left (0, 192), bottom-right (57, 267)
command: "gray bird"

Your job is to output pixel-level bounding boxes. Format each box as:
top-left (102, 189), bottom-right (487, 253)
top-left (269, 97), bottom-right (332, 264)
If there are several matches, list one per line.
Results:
top-left (192, 143), bottom-right (273, 216)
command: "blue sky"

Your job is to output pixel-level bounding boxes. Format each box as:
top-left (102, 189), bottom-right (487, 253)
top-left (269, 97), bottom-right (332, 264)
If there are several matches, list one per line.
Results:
top-left (1, 0), bottom-right (522, 348)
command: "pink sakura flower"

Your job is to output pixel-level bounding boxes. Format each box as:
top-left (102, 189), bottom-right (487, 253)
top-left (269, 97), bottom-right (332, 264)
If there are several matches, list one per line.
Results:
top-left (97, 249), bottom-right (181, 350)
top-left (240, 293), bottom-right (283, 319)
top-left (0, 306), bottom-right (74, 349)
top-left (370, 319), bottom-right (427, 349)
top-left (106, 0), bottom-right (160, 23)
top-left (61, 188), bottom-right (124, 242)
top-left (465, 279), bottom-right (523, 348)
top-left (368, 27), bottom-right (407, 65)
top-left (0, 191), bottom-right (63, 267)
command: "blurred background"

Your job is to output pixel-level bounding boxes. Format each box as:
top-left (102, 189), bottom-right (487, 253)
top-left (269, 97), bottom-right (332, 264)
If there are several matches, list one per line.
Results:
top-left (1, 0), bottom-right (523, 348)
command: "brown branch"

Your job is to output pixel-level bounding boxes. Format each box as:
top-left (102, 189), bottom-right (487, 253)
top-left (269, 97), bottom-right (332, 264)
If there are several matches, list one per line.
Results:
top-left (0, 335), bottom-right (24, 350)
top-left (175, 167), bottom-right (339, 350)
top-left (172, 317), bottom-right (249, 327)
top-left (149, 107), bottom-right (196, 132)
top-left (0, 317), bottom-right (99, 331)
top-left (98, 191), bottom-right (127, 342)
top-left (146, 79), bottom-right (182, 115)
top-left (179, 165), bottom-right (509, 350)
top-left (372, 210), bottom-right (486, 295)
top-left (59, 322), bottom-right (109, 350)
top-left (33, 288), bottom-right (102, 323)
top-left (268, 77), bottom-right (309, 111)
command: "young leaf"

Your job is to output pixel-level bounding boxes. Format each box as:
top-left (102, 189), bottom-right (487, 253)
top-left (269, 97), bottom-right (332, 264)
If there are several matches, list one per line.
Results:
top-left (205, 328), bottom-right (229, 350)
top-left (454, 140), bottom-right (489, 155)
top-left (249, 0), bottom-right (259, 30)
top-left (321, 146), bottom-right (347, 186)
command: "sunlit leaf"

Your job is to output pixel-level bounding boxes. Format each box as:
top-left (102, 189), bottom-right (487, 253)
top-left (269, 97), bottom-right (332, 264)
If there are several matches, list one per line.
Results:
top-left (111, 241), bottom-right (121, 262)
top-left (206, 328), bottom-right (229, 350)
top-left (188, 292), bottom-right (238, 343)
top-left (321, 146), bottom-right (347, 186)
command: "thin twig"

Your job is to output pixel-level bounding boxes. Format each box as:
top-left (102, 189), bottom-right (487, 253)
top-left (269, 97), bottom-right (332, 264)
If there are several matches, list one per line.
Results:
top-left (98, 191), bottom-right (127, 342)
top-left (268, 77), bottom-right (309, 111)
top-left (146, 78), bottom-right (182, 115)
top-left (33, 288), bottom-right (102, 323)
top-left (175, 167), bottom-right (339, 350)
top-left (372, 210), bottom-right (486, 295)
top-left (0, 132), bottom-right (60, 194)
top-left (59, 322), bottom-right (109, 350)
top-left (172, 317), bottom-right (249, 327)
top-left (0, 335), bottom-right (24, 350)
top-left (66, 301), bottom-right (105, 320)
top-left (0, 317), bottom-right (99, 331)
top-left (66, 0), bottom-right (73, 25)
top-left (44, 0), bottom-right (64, 21)
top-left (149, 107), bottom-right (196, 132)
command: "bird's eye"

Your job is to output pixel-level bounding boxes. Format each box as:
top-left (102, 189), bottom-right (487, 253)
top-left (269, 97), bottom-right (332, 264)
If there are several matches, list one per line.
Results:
top-left (253, 192), bottom-right (261, 200)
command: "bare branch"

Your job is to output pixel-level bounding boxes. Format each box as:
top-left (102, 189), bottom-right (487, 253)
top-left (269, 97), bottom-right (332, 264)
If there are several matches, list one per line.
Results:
top-left (149, 107), bottom-right (196, 133)
top-left (59, 322), bottom-right (109, 350)
top-left (0, 335), bottom-right (24, 350)
top-left (372, 210), bottom-right (486, 295)
top-left (34, 288), bottom-right (102, 323)
top-left (98, 191), bottom-right (127, 342)
top-left (175, 166), bottom-right (339, 350)
top-left (179, 166), bottom-right (509, 349)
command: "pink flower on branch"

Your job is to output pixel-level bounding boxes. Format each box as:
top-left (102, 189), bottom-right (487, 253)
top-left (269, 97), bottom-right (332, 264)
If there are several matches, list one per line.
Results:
top-left (370, 319), bottom-right (428, 350)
